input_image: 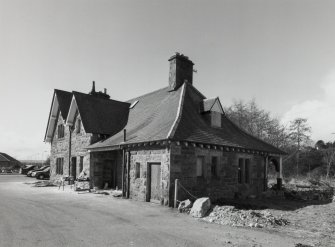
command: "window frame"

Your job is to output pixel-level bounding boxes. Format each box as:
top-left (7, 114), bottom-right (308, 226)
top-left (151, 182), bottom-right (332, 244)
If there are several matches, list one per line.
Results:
top-left (135, 162), bottom-right (141, 179)
top-left (238, 158), bottom-right (251, 184)
top-left (211, 156), bottom-right (218, 178)
top-left (76, 119), bottom-right (81, 134)
top-left (57, 124), bottom-right (65, 139)
top-left (56, 157), bottom-right (64, 175)
top-left (196, 156), bottom-right (205, 177)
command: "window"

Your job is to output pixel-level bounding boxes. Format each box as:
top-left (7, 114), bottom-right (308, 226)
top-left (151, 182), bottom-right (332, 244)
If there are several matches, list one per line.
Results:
top-left (238, 158), bottom-right (251, 184)
top-left (211, 157), bottom-right (218, 177)
top-left (79, 156), bottom-right (84, 173)
top-left (196, 156), bottom-right (204, 177)
top-left (238, 159), bottom-right (243, 184)
top-left (135, 162), bottom-right (140, 179)
top-left (245, 159), bottom-right (250, 184)
top-left (76, 119), bottom-right (81, 134)
top-left (58, 124), bottom-right (64, 138)
top-left (56, 158), bottom-right (64, 175)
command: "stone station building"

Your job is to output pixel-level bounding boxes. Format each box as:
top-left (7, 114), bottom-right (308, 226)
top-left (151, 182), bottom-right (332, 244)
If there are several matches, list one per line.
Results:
top-left (44, 53), bottom-right (285, 207)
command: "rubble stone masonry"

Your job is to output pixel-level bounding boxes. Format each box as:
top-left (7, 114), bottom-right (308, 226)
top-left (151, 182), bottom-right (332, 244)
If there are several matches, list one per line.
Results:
top-left (169, 143), bottom-right (266, 203)
top-left (129, 146), bottom-right (170, 206)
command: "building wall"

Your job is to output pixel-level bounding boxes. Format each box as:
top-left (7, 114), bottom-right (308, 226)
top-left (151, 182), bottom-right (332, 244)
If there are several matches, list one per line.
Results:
top-left (169, 143), bottom-right (266, 204)
top-left (50, 114), bottom-right (70, 181)
top-left (128, 146), bottom-right (170, 206)
top-left (50, 112), bottom-right (92, 182)
top-left (70, 114), bottom-right (91, 177)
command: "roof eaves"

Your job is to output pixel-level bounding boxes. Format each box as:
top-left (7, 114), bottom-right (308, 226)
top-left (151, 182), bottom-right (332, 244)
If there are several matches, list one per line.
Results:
top-left (44, 91), bottom-right (56, 142)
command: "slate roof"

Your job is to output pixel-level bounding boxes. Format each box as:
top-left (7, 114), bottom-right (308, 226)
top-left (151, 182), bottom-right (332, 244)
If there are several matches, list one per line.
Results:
top-left (88, 86), bottom-right (183, 149)
top-left (72, 92), bottom-right (130, 135)
top-left (55, 89), bottom-right (72, 120)
top-left (171, 84), bottom-right (286, 155)
top-left (88, 83), bottom-right (285, 155)
top-left (0, 152), bottom-right (20, 163)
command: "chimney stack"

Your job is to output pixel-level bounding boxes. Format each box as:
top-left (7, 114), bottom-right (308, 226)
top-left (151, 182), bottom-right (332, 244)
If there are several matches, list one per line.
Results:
top-left (168, 53), bottom-right (194, 91)
top-left (91, 81), bottom-right (96, 93)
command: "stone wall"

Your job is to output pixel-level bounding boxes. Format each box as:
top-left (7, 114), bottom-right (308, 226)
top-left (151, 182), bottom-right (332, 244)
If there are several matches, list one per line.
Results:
top-left (128, 146), bottom-right (170, 206)
top-left (170, 143), bottom-right (266, 204)
top-left (50, 114), bottom-right (70, 181)
top-left (50, 113), bottom-right (93, 181)
top-left (70, 114), bottom-right (92, 177)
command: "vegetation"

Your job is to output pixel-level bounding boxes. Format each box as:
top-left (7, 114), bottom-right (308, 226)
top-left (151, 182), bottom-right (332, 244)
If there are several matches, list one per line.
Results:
top-left (225, 99), bottom-right (335, 180)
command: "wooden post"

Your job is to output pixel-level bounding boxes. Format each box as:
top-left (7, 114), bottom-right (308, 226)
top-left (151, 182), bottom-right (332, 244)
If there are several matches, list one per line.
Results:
top-left (174, 179), bottom-right (179, 208)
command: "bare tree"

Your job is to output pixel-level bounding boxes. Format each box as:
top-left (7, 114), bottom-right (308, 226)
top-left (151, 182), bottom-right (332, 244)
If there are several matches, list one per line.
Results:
top-left (225, 99), bottom-right (290, 149)
top-left (288, 118), bottom-right (311, 176)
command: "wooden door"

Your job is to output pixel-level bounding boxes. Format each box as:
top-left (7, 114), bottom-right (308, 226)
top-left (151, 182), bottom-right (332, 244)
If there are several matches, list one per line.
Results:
top-left (149, 163), bottom-right (161, 203)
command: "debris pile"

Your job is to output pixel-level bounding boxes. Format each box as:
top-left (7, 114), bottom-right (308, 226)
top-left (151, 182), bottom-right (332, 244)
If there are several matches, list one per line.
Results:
top-left (203, 205), bottom-right (289, 228)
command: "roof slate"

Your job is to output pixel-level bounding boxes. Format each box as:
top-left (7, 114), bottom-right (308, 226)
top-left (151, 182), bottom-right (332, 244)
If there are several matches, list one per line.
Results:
top-left (73, 92), bottom-right (130, 135)
top-left (55, 89), bottom-right (72, 120)
top-left (171, 84), bottom-right (286, 154)
top-left (88, 86), bottom-right (183, 149)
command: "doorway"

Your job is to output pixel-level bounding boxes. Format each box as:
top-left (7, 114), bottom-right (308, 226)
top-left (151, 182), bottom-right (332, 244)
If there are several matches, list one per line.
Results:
top-left (103, 160), bottom-right (117, 189)
top-left (147, 163), bottom-right (161, 203)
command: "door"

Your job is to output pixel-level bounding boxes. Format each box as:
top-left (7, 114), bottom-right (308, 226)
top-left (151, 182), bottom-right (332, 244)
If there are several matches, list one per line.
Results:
top-left (103, 160), bottom-right (116, 189)
top-left (149, 163), bottom-right (161, 203)
top-left (71, 157), bottom-right (77, 178)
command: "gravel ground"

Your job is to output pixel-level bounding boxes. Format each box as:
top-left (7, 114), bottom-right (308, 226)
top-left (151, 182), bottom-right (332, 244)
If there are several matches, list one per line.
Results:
top-left (0, 175), bottom-right (328, 247)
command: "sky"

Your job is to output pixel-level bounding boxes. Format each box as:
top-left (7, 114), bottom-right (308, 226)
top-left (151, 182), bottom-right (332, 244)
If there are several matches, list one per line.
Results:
top-left (0, 0), bottom-right (335, 160)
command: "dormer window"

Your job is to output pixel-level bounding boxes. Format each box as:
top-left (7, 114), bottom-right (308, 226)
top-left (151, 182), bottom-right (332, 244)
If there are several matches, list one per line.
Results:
top-left (201, 97), bottom-right (224, 128)
top-left (58, 124), bottom-right (65, 138)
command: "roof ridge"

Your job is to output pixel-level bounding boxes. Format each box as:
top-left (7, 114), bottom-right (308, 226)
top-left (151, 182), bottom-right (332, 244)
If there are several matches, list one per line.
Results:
top-left (72, 91), bottom-right (130, 105)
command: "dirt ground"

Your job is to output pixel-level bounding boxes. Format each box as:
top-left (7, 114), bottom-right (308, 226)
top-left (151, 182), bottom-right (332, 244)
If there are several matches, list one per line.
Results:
top-left (0, 175), bottom-right (333, 247)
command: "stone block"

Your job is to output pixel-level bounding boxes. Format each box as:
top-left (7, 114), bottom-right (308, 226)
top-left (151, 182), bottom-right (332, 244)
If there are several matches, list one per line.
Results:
top-left (190, 197), bottom-right (211, 218)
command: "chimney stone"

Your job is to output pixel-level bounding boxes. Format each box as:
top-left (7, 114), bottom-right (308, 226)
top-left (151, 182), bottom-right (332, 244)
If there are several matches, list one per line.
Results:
top-left (168, 53), bottom-right (194, 91)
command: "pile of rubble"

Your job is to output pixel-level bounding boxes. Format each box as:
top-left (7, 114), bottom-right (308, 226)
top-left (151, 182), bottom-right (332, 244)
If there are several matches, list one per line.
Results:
top-left (203, 205), bottom-right (289, 228)
top-left (179, 197), bottom-right (289, 228)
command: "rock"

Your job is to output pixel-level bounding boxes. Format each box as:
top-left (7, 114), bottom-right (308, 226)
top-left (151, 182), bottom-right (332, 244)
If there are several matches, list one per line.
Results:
top-left (178, 199), bottom-right (193, 213)
top-left (190, 197), bottom-right (211, 218)
top-left (112, 190), bottom-right (122, 197)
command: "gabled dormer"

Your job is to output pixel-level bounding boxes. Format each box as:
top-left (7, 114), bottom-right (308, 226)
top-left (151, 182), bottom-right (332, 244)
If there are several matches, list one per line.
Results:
top-left (200, 97), bottom-right (224, 128)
